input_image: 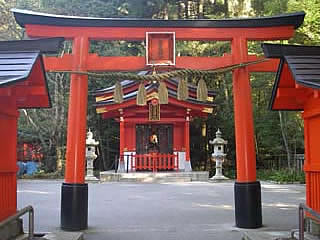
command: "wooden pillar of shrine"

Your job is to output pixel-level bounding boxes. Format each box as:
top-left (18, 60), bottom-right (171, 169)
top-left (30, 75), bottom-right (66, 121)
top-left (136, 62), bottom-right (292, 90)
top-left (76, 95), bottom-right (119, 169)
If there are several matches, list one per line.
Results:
top-left (232, 37), bottom-right (262, 228)
top-left (61, 36), bottom-right (89, 231)
top-left (302, 97), bottom-right (320, 213)
top-left (0, 99), bottom-right (18, 221)
top-left (184, 112), bottom-right (191, 171)
top-left (118, 114), bottom-right (125, 172)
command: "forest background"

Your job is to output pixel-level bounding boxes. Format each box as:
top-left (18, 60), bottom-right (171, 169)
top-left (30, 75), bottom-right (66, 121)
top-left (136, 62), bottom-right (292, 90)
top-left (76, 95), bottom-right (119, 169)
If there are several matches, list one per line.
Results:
top-left (1, 0), bottom-right (320, 179)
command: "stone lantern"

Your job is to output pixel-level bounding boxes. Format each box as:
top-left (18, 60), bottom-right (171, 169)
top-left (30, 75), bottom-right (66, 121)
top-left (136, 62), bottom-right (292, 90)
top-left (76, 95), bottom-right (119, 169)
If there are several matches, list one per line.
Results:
top-left (85, 129), bottom-right (99, 181)
top-left (209, 129), bottom-right (229, 180)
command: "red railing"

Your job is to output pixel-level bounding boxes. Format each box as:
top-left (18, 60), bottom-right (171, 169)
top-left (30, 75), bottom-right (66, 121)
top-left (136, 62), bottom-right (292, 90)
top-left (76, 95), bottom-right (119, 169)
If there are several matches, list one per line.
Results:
top-left (122, 153), bottom-right (178, 172)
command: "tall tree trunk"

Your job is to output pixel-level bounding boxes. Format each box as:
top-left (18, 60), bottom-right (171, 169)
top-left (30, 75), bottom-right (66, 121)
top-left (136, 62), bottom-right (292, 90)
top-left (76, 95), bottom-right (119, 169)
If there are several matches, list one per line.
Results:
top-left (198, 0), bottom-right (204, 19)
top-left (56, 146), bottom-right (63, 172)
top-left (184, 0), bottom-right (189, 18)
top-left (178, 1), bottom-right (184, 19)
top-left (163, 0), bottom-right (169, 19)
top-left (279, 111), bottom-right (291, 169)
top-left (224, 0), bottom-right (229, 17)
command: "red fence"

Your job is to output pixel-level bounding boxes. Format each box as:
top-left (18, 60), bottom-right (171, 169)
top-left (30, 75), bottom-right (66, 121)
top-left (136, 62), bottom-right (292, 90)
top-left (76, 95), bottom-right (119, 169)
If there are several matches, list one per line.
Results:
top-left (120, 153), bottom-right (178, 172)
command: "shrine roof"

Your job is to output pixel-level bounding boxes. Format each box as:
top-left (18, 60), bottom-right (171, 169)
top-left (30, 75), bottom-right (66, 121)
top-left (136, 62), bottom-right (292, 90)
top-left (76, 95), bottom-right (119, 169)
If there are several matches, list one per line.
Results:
top-left (94, 77), bottom-right (216, 96)
top-left (0, 51), bottom-right (39, 87)
top-left (0, 38), bottom-right (63, 108)
top-left (0, 37), bottom-right (64, 53)
top-left (12, 9), bottom-right (305, 29)
top-left (94, 80), bottom-right (215, 107)
top-left (262, 43), bottom-right (320, 110)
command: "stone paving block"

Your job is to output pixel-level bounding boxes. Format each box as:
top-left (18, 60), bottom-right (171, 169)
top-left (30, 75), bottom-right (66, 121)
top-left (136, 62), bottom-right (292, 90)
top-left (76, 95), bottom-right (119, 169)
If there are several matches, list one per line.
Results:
top-left (44, 231), bottom-right (84, 240)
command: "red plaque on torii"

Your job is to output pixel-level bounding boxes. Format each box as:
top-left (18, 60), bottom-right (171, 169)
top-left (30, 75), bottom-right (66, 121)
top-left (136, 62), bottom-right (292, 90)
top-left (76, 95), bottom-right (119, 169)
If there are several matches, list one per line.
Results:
top-left (146, 32), bottom-right (175, 66)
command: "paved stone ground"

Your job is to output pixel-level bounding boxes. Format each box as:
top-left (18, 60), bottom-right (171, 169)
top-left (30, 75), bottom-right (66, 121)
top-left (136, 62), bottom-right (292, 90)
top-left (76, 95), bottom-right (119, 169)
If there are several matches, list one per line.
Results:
top-left (17, 180), bottom-right (305, 240)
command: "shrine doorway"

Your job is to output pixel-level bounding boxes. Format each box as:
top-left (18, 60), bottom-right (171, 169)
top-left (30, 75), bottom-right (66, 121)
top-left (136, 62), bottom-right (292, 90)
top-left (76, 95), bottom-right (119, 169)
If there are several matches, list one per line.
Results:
top-left (136, 124), bottom-right (173, 154)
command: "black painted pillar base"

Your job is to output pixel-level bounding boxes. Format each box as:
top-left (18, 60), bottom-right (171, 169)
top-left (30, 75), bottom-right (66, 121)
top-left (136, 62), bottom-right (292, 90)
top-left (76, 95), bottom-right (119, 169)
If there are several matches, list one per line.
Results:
top-left (61, 183), bottom-right (88, 231)
top-left (234, 181), bottom-right (262, 228)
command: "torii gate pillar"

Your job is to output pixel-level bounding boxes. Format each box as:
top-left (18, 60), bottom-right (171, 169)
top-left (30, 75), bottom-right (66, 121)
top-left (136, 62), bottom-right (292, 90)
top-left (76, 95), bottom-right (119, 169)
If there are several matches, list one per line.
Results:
top-left (61, 37), bottom-right (89, 231)
top-left (232, 37), bottom-right (262, 228)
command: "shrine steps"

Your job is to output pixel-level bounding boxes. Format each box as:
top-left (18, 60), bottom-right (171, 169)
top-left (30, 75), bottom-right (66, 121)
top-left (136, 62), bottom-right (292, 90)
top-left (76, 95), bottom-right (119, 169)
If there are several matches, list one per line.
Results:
top-left (99, 171), bottom-right (209, 183)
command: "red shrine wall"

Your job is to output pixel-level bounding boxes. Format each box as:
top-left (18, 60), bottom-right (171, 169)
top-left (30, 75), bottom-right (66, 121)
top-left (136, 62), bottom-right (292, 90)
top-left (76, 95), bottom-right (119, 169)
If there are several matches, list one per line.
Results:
top-left (0, 101), bottom-right (18, 221)
top-left (122, 121), bottom-right (185, 152)
top-left (302, 98), bottom-right (320, 213)
top-left (124, 122), bottom-right (136, 151)
top-left (173, 122), bottom-right (184, 151)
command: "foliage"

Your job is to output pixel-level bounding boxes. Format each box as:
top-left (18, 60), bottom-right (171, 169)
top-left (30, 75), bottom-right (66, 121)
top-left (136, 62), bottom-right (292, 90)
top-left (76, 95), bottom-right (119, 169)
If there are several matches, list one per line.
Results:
top-left (1, 0), bottom-right (319, 175)
top-left (257, 169), bottom-right (305, 183)
top-left (0, 0), bottom-right (22, 40)
top-left (19, 171), bottom-right (64, 179)
top-left (288, 0), bottom-right (320, 45)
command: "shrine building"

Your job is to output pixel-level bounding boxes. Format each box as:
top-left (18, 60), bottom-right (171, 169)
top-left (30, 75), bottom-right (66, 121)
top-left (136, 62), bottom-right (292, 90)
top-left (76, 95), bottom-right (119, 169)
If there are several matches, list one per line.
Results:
top-left (263, 43), bottom-right (320, 216)
top-left (94, 74), bottom-right (216, 172)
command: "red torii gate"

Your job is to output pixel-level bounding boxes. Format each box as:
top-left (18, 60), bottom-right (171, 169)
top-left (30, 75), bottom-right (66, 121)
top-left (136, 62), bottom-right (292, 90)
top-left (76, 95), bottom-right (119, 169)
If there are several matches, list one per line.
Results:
top-left (12, 9), bottom-right (305, 230)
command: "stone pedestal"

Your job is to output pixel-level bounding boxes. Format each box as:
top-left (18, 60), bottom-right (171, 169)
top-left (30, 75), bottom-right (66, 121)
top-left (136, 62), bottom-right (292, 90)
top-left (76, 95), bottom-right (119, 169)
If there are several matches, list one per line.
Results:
top-left (210, 159), bottom-right (229, 180)
top-left (209, 129), bottom-right (228, 181)
top-left (85, 130), bottom-right (99, 182)
top-left (85, 153), bottom-right (98, 182)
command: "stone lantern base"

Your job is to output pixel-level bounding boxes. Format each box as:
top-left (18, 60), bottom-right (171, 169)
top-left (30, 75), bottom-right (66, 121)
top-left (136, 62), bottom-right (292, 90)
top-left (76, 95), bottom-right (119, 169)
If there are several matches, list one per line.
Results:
top-left (210, 175), bottom-right (229, 181)
top-left (85, 175), bottom-right (99, 182)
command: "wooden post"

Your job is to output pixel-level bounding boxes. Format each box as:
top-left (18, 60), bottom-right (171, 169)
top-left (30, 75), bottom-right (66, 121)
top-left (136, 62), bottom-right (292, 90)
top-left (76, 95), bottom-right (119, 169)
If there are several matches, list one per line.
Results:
top-left (0, 99), bottom-right (18, 221)
top-left (120, 116), bottom-right (124, 156)
top-left (65, 36), bottom-right (89, 184)
top-left (61, 36), bottom-right (89, 231)
top-left (232, 37), bottom-right (257, 182)
top-left (232, 36), bottom-right (262, 228)
top-left (185, 112), bottom-right (191, 171)
top-left (185, 116), bottom-right (190, 161)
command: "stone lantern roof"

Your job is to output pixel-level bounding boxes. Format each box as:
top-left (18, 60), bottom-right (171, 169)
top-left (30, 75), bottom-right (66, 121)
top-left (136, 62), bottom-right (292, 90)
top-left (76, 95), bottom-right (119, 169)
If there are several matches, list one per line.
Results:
top-left (86, 129), bottom-right (99, 146)
top-left (209, 129), bottom-right (228, 146)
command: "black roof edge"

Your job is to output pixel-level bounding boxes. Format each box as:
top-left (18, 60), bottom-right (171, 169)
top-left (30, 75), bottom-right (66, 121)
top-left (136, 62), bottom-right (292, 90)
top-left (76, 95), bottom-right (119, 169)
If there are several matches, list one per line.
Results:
top-left (267, 58), bottom-right (304, 111)
top-left (38, 54), bottom-right (52, 108)
top-left (0, 37), bottom-right (65, 54)
top-left (268, 58), bottom-right (284, 110)
top-left (262, 43), bottom-right (320, 58)
top-left (12, 8), bottom-right (305, 29)
top-left (269, 108), bottom-right (304, 112)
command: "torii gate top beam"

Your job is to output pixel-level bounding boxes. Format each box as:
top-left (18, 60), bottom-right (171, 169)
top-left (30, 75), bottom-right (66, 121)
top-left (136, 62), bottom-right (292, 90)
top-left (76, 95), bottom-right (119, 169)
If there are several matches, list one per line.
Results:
top-left (12, 9), bottom-right (305, 41)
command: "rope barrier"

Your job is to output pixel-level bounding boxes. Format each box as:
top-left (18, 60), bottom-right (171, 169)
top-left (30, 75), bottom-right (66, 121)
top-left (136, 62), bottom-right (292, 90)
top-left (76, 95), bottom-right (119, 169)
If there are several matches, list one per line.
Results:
top-left (48, 58), bottom-right (267, 82)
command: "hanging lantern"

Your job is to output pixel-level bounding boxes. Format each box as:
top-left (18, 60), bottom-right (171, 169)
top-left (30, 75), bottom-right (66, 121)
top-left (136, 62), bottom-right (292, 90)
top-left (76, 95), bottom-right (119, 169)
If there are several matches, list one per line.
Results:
top-left (177, 78), bottom-right (188, 100)
top-left (197, 78), bottom-right (208, 102)
top-left (158, 81), bottom-right (168, 104)
top-left (136, 81), bottom-right (147, 106)
top-left (113, 81), bottom-right (123, 103)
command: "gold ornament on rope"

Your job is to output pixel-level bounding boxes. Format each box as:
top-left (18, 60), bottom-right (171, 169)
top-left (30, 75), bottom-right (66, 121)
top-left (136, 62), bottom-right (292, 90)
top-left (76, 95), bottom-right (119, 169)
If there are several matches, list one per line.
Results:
top-left (158, 81), bottom-right (168, 104)
top-left (136, 81), bottom-right (147, 106)
top-left (197, 78), bottom-right (208, 102)
top-left (177, 78), bottom-right (188, 101)
top-left (113, 81), bottom-right (124, 103)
